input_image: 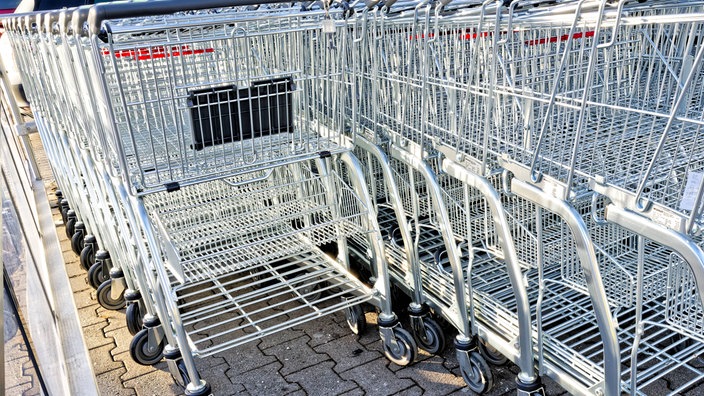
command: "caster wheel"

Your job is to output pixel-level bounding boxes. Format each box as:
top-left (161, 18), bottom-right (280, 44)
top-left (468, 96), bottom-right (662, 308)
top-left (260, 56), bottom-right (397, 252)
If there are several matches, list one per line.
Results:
top-left (345, 304), bottom-right (367, 335)
top-left (185, 381), bottom-right (211, 396)
top-left (413, 317), bottom-right (445, 355)
top-left (88, 261), bottom-right (109, 289)
top-left (60, 201), bottom-right (70, 224)
top-left (65, 215), bottom-right (77, 238)
top-left (479, 338), bottom-right (508, 366)
top-left (292, 278), bottom-right (322, 302)
top-left (97, 280), bottom-right (125, 310)
top-left (382, 327), bottom-right (417, 366)
top-left (173, 360), bottom-right (210, 395)
top-left (171, 359), bottom-right (189, 389)
top-left (459, 351), bottom-right (493, 394)
top-left (71, 232), bottom-right (84, 256)
top-left (126, 303), bottom-right (143, 336)
top-left (129, 328), bottom-right (164, 366)
top-left (80, 244), bottom-right (96, 272)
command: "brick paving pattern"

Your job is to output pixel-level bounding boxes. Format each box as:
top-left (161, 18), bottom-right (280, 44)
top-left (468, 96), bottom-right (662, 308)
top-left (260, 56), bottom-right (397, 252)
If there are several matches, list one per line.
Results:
top-left (51, 189), bottom-right (704, 395)
top-left (53, 192), bottom-right (534, 396)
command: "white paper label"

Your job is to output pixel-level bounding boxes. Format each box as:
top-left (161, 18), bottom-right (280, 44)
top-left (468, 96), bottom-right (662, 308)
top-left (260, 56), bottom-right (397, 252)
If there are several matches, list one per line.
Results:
top-left (679, 171), bottom-right (704, 211)
top-left (322, 19), bottom-right (335, 34)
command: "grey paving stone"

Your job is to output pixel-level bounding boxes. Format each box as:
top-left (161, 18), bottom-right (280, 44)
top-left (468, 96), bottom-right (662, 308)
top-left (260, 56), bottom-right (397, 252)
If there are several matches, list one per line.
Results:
top-left (65, 260), bottom-right (87, 279)
top-left (4, 355), bottom-right (31, 390)
top-left (105, 329), bottom-right (131, 358)
top-left (685, 383), bottom-right (704, 396)
top-left (102, 307), bottom-right (129, 333)
top-left (4, 337), bottom-right (31, 363)
top-left (191, 354), bottom-right (228, 371)
top-left (446, 388), bottom-right (478, 396)
top-left (83, 321), bottom-right (114, 349)
top-left (314, 333), bottom-right (382, 374)
top-left (76, 305), bottom-right (106, 327)
top-left (20, 362), bottom-right (42, 396)
top-left (69, 273), bottom-right (91, 292)
top-left (257, 326), bottom-right (307, 350)
top-left (262, 334), bottom-right (331, 376)
top-left (96, 368), bottom-right (137, 396)
top-left (198, 362), bottom-right (245, 396)
top-left (285, 360), bottom-right (357, 396)
top-left (122, 366), bottom-right (182, 396)
top-left (294, 314), bottom-right (351, 348)
top-left (61, 242), bottom-right (74, 255)
top-left (395, 354), bottom-right (465, 394)
top-left (4, 381), bottom-right (34, 396)
top-left (540, 373), bottom-right (570, 396)
top-left (89, 343), bottom-right (123, 376)
top-left (641, 378), bottom-right (682, 396)
top-left (441, 345), bottom-right (460, 372)
top-left (189, 310), bottom-right (242, 335)
top-left (112, 349), bottom-right (161, 382)
top-left (228, 361), bottom-right (301, 395)
top-left (358, 312), bottom-right (383, 346)
top-left (338, 388), bottom-right (365, 396)
top-left (73, 288), bottom-right (98, 310)
top-left (339, 357), bottom-right (415, 396)
top-left (215, 340), bottom-right (277, 376)
top-left (394, 385), bottom-right (424, 396)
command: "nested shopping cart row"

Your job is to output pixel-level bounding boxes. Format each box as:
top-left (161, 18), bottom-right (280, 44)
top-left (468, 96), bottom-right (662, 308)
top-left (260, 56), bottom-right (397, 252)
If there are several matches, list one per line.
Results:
top-left (3, 3), bottom-right (427, 395)
top-left (343, 0), bottom-right (704, 395)
top-left (5, 0), bottom-right (704, 395)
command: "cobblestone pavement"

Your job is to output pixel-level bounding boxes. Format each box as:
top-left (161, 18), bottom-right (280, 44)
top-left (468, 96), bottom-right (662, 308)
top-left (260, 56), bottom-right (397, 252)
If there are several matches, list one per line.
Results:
top-left (53, 193), bottom-right (704, 396)
top-left (47, 188), bottom-right (704, 396)
top-left (53, 193), bottom-right (561, 396)
top-left (4, 303), bottom-right (41, 396)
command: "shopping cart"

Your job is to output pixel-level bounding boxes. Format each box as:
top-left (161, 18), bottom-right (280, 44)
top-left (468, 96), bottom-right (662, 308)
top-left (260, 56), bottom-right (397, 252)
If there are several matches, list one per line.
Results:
top-left (80, 2), bottom-right (415, 394)
top-left (5, 8), bottom-right (160, 333)
top-left (343, 2), bottom-right (544, 394)
top-left (489, 0), bottom-right (704, 394)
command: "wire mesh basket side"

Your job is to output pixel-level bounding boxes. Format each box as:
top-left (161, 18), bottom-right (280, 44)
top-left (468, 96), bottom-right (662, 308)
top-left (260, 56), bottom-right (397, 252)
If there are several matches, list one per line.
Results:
top-left (143, 161), bottom-right (371, 282)
top-left (666, 253), bottom-right (704, 342)
top-left (98, 13), bottom-right (352, 192)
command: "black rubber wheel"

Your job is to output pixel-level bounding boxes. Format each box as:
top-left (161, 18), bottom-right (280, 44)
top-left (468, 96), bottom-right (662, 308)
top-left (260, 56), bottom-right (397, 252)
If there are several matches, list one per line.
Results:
top-left (171, 359), bottom-right (189, 389)
top-left (71, 232), bottom-right (84, 255)
top-left (129, 328), bottom-right (164, 366)
top-left (125, 302), bottom-right (143, 336)
top-left (479, 338), bottom-right (508, 366)
top-left (65, 216), bottom-right (76, 238)
top-left (382, 327), bottom-right (417, 366)
top-left (184, 381), bottom-right (212, 396)
top-left (81, 244), bottom-right (96, 272)
top-left (459, 351), bottom-right (493, 394)
top-left (345, 304), bottom-right (367, 335)
top-left (292, 276), bottom-right (322, 302)
top-left (413, 317), bottom-right (446, 355)
top-left (88, 261), bottom-right (109, 289)
top-left (96, 280), bottom-right (125, 310)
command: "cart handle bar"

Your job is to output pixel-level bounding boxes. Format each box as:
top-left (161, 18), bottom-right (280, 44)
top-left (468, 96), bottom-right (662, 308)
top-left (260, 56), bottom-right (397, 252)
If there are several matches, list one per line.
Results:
top-left (88, 0), bottom-right (295, 35)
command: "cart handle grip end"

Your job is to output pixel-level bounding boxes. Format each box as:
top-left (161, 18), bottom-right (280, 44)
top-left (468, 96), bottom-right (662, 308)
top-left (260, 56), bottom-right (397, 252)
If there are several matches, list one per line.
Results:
top-left (364, 0), bottom-right (381, 10)
top-left (72, 7), bottom-right (91, 36)
top-left (59, 9), bottom-right (77, 34)
top-left (88, 0), bottom-right (295, 35)
top-left (382, 0), bottom-right (397, 11)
